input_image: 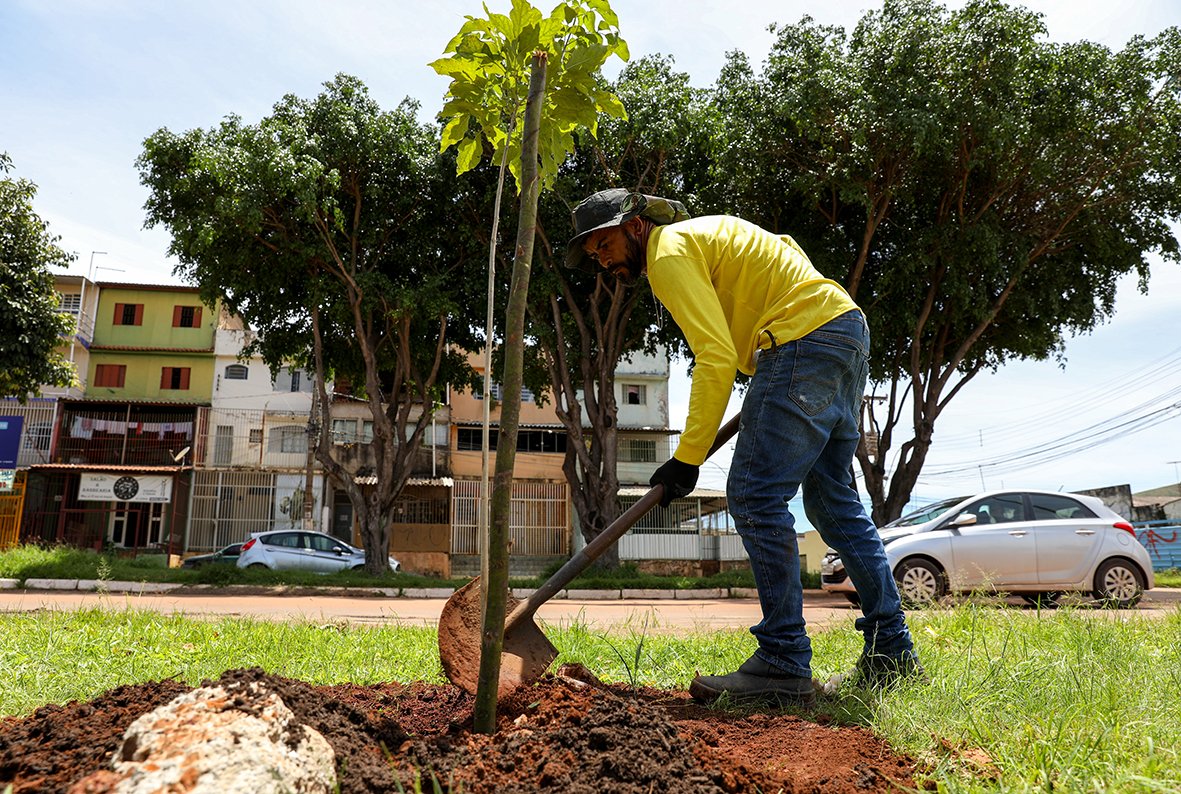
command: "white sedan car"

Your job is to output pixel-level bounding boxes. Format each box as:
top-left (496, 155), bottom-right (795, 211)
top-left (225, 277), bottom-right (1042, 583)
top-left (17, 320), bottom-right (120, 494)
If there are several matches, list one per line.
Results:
top-left (236, 530), bottom-right (400, 574)
top-left (821, 490), bottom-right (1154, 608)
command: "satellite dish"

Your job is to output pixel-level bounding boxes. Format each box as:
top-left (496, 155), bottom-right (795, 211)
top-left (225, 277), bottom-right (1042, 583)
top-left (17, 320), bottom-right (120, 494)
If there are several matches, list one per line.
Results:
top-left (172, 446), bottom-right (191, 463)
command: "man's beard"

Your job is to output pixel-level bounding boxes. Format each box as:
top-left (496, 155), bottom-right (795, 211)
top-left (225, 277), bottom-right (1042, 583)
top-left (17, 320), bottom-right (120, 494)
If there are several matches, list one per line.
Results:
top-left (608, 232), bottom-right (646, 286)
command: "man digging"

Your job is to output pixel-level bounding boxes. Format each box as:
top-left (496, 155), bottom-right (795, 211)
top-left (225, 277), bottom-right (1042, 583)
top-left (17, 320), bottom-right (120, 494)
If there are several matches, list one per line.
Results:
top-left (565, 188), bottom-right (923, 706)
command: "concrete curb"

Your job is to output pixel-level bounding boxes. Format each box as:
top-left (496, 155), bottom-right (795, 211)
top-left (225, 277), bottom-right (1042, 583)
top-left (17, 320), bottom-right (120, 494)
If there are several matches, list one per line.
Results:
top-left (567, 589), bottom-right (622, 601)
top-left (0, 578), bottom-right (18, 589)
top-left (674, 588), bottom-right (726, 599)
top-left (77, 580), bottom-right (185, 594)
top-left (621, 588), bottom-right (677, 599)
top-left (25, 578), bottom-right (79, 590)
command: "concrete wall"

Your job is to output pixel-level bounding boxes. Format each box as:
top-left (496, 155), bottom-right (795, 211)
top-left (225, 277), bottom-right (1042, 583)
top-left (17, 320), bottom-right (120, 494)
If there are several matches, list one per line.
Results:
top-left (1076, 484), bottom-right (1134, 520)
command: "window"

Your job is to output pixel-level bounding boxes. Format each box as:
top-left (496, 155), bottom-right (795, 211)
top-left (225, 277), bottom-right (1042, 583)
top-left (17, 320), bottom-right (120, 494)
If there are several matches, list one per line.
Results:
top-left (458, 427), bottom-right (496, 451)
top-left (248, 428), bottom-right (263, 444)
top-left (271, 425), bottom-right (306, 453)
top-left (361, 420), bottom-right (374, 444)
top-left (172, 305), bottom-right (203, 328)
top-left (619, 438), bottom-right (657, 462)
top-left (160, 367), bottom-right (191, 390)
top-left (23, 422), bottom-right (52, 452)
top-left (224, 364), bottom-right (249, 380)
top-left (94, 364), bottom-right (127, 388)
top-left (477, 382), bottom-right (534, 402)
top-left (113, 303), bottom-right (144, 326)
top-left (290, 370), bottom-right (301, 392)
top-left (262, 532), bottom-right (303, 548)
top-left (332, 419), bottom-right (358, 443)
top-left (1029, 493), bottom-right (1097, 521)
top-left (624, 384), bottom-right (647, 405)
top-left (57, 293), bottom-right (81, 314)
top-left (307, 533), bottom-right (345, 553)
top-left (456, 427), bottom-right (566, 452)
top-left (968, 493), bottom-right (1026, 525)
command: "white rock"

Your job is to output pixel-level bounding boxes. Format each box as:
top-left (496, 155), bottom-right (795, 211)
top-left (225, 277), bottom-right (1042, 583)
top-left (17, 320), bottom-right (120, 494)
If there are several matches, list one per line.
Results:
top-left (72, 681), bottom-right (336, 793)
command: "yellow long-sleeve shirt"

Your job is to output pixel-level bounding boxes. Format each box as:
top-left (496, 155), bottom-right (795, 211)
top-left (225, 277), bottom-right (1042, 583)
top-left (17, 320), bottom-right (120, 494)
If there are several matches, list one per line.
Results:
top-left (646, 216), bottom-right (858, 465)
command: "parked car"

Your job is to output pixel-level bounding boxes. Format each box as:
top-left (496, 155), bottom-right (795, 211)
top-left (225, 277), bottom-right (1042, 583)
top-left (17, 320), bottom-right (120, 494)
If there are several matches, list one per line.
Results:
top-left (181, 543), bottom-right (244, 569)
top-left (236, 530), bottom-right (400, 574)
top-left (821, 490), bottom-right (1153, 608)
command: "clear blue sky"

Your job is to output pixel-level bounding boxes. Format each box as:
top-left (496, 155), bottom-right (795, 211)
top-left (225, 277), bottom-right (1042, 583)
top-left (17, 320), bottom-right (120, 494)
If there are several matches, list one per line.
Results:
top-left (2, 0), bottom-right (1179, 506)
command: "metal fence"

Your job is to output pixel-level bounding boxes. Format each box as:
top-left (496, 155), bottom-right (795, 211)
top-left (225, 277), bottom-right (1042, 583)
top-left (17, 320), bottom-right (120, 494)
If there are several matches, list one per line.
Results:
top-left (0, 400), bottom-right (58, 467)
top-left (196, 408), bottom-right (310, 470)
top-left (1135, 521), bottom-right (1181, 571)
top-left (616, 494), bottom-right (743, 561)
top-left (187, 469), bottom-right (323, 551)
top-left (451, 478), bottom-right (570, 556)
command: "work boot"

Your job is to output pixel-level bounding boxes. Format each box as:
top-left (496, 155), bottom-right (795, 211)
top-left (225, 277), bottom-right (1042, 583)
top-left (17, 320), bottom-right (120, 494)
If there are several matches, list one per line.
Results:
top-left (853, 647), bottom-right (926, 689)
top-left (689, 654), bottom-right (816, 706)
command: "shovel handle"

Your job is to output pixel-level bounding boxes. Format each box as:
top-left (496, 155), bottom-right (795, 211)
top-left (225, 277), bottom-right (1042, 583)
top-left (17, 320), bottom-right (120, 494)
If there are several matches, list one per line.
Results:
top-left (505, 412), bottom-right (741, 632)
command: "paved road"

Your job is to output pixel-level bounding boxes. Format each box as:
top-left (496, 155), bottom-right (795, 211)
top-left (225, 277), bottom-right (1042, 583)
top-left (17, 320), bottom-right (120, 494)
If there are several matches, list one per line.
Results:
top-left (0, 588), bottom-right (1177, 632)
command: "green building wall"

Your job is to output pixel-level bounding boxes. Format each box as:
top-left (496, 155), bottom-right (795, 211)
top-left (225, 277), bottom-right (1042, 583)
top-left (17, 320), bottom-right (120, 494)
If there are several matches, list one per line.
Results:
top-left (88, 285), bottom-right (216, 402)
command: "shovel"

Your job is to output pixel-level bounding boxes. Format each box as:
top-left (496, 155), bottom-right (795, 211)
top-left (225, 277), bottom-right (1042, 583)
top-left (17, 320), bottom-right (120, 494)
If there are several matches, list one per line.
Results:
top-left (438, 413), bottom-right (741, 695)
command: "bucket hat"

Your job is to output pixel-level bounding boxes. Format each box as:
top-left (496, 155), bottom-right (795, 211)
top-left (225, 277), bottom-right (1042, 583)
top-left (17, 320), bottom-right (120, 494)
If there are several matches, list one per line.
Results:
top-left (564, 188), bottom-right (689, 270)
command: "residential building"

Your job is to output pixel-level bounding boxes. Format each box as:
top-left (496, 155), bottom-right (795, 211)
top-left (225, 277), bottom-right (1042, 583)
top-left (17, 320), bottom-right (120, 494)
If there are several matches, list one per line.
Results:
top-left (0, 274), bottom-right (99, 548)
top-left (5, 277), bottom-right (741, 579)
top-left (183, 309), bottom-right (324, 554)
top-left (18, 283), bottom-right (216, 551)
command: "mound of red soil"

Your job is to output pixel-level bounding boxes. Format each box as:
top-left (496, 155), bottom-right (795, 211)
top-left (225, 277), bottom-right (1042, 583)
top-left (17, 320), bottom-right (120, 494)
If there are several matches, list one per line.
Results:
top-left (0, 668), bottom-right (922, 793)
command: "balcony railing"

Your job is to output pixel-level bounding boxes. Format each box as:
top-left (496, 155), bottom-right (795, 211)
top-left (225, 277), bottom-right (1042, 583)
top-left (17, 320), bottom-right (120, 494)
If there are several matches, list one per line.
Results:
top-left (55, 406), bottom-right (198, 467)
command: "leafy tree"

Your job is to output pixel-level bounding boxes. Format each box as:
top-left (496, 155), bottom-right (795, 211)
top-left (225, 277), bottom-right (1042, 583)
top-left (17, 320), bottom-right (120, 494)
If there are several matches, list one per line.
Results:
top-left (138, 76), bottom-right (484, 572)
top-left (712, 0), bottom-right (1181, 522)
top-left (432, 0), bottom-right (627, 731)
top-left (522, 54), bottom-right (716, 567)
top-left (0, 153), bottom-right (76, 399)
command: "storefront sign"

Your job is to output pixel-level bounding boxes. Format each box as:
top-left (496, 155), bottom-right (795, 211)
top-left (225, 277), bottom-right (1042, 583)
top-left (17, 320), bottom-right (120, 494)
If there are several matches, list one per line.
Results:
top-left (79, 473), bottom-right (173, 503)
top-left (0, 416), bottom-right (24, 468)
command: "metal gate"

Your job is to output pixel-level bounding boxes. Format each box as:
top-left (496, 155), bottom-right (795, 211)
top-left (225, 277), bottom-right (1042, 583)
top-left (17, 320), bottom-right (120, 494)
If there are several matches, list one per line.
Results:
top-left (0, 472), bottom-right (26, 550)
top-left (451, 479), bottom-right (569, 556)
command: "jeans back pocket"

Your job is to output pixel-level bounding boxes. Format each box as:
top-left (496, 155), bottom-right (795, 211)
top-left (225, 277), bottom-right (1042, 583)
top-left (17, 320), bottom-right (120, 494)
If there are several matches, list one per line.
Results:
top-left (788, 339), bottom-right (857, 417)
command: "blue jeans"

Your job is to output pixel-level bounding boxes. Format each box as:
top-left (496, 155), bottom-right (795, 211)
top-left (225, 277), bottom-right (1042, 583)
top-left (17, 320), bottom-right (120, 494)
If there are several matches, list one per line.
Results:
top-left (727, 310), bottom-right (914, 677)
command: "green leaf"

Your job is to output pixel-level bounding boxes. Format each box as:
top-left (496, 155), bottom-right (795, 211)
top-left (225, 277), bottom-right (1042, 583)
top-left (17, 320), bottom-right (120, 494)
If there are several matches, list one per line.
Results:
top-left (429, 56), bottom-right (479, 80)
top-left (440, 115), bottom-right (470, 152)
top-left (456, 134), bottom-right (483, 174)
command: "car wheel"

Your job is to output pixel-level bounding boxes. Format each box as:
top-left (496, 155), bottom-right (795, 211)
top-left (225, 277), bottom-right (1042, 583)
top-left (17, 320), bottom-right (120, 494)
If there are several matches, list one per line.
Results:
top-left (350, 564), bottom-right (365, 571)
top-left (843, 592), bottom-right (861, 606)
top-left (894, 558), bottom-right (946, 607)
top-left (1093, 558), bottom-right (1145, 608)
top-left (247, 563), bottom-right (268, 570)
top-left (1021, 592), bottom-right (1061, 609)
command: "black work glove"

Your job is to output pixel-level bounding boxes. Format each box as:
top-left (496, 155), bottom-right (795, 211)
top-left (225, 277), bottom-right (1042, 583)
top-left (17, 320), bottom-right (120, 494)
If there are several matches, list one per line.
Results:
top-left (650, 457), bottom-right (699, 507)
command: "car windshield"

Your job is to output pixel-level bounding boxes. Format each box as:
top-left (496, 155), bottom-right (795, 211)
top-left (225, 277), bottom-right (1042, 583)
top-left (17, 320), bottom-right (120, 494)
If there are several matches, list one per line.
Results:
top-left (884, 496), bottom-right (968, 528)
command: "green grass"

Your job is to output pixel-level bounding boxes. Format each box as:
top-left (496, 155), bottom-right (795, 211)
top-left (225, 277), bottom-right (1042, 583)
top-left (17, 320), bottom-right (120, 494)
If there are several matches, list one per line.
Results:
top-left (0, 544), bottom-right (820, 590)
top-left (1153, 567), bottom-right (1181, 587)
top-left (0, 544), bottom-right (460, 589)
top-left (2, 602), bottom-right (1179, 791)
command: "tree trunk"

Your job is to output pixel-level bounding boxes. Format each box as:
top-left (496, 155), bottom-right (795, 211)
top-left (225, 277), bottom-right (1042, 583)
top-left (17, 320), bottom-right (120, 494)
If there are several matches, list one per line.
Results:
top-left (474, 52), bottom-right (548, 735)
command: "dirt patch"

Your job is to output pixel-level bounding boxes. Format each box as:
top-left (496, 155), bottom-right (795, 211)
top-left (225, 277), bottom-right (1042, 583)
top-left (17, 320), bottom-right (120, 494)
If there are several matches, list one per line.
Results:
top-left (0, 668), bottom-right (923, 793)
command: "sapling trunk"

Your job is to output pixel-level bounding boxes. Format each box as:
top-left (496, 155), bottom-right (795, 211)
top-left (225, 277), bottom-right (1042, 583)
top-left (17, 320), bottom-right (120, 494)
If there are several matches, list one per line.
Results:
top-left (473, 51), bottom-right (548, 734)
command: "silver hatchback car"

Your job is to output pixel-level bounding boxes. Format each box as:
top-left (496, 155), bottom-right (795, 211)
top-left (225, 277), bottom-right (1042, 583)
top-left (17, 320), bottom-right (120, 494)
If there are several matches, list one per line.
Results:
top-left (236, 530), bottom-right (400, 574)
top-left (821, 490), bottom-right (1154, 608)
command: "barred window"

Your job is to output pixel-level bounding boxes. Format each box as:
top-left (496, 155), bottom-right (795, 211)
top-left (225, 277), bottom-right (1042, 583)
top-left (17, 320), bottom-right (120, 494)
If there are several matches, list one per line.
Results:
top-left (619, 438), bottom-right (657, 462)
top-left (623, 384), bottom-right (646, 405)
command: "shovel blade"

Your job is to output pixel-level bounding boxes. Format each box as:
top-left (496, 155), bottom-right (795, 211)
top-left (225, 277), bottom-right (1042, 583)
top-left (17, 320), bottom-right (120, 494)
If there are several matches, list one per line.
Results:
top-left (437, 577), bottom-right (558, 696)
